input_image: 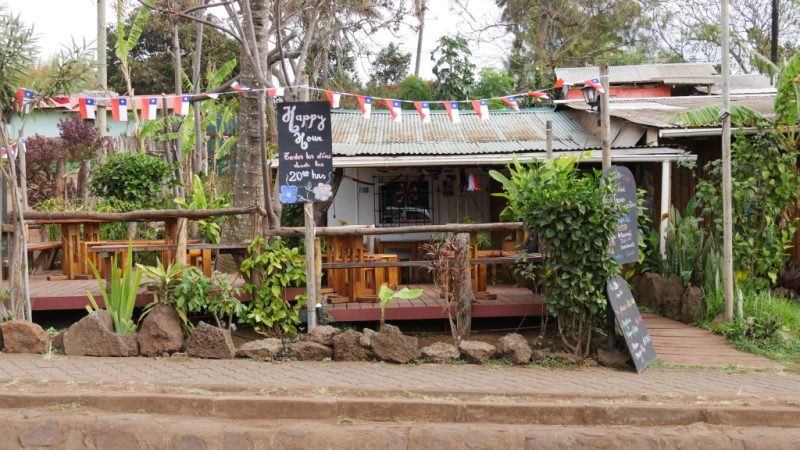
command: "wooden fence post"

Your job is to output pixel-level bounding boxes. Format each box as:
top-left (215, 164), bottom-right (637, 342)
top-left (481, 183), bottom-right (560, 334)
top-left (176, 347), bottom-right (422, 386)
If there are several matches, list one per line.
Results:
top-left (455, 232), bottom-right (474, 341)
top-left (304, 201), bottom-right (318, 331)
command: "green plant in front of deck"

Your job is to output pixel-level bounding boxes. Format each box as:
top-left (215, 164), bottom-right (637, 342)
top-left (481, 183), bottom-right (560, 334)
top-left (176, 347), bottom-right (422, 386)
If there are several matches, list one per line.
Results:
top-left (238, 236), bottom-right (306, 334)
top-left (378, 285), bottom-right (423, 331)
top-left (490, 156), bottom-right (622, 360)
top-left (85, 243), bottom-right (142, 334)
top-left (174, 266), bottom-right (242, 331)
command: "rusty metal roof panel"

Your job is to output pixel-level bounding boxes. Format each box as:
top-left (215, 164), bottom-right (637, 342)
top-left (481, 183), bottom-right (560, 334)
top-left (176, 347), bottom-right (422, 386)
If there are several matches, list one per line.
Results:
top-left (555, 63), bottom-right (717, 85)
top-left (330, 109), bottom-right (593, 156)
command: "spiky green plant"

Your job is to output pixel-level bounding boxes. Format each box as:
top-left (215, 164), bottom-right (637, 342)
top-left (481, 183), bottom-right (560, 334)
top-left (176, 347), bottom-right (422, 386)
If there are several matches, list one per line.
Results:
top-left (85, 243), bottom-right (142, 334)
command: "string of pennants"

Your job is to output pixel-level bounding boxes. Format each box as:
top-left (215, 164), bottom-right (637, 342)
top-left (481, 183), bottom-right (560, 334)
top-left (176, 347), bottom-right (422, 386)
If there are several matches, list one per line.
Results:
top-left (13, 77), bottom-right (604, 125)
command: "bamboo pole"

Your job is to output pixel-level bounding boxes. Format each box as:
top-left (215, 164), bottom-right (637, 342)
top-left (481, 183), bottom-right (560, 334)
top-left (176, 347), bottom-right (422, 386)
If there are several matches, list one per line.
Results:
top-left (721, 0), bottom-right (735, 322)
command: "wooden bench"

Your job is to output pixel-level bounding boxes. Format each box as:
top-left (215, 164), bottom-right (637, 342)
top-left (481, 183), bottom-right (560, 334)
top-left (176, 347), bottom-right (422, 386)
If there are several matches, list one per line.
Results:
top-left (27, 241), bottom-right (62, 272)
top-left (87, 243), bottom-right (249, 279)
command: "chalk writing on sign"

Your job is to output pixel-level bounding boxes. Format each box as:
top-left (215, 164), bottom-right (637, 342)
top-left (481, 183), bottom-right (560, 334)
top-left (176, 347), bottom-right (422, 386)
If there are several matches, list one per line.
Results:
top-left (606, 275), bottom-right (657, 373)
top-left (277, 101), bottom-right (333, 204)
top-left (601, 166), bottom-right (638, 264)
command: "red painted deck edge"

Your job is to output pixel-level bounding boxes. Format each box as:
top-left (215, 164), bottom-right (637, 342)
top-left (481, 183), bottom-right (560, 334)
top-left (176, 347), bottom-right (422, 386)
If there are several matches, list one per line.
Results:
top-left (329, 302), bottom-right (545, 322)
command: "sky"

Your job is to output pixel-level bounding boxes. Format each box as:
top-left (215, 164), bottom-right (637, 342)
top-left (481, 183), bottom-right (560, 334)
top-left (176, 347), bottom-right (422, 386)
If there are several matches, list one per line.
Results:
top-left (3, 0), bottom-right (510, 85)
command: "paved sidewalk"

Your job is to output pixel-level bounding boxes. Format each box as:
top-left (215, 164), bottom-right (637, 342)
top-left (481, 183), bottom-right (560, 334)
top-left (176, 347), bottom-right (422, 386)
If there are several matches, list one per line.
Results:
top-left (1, 353), bottom-right (799, 400)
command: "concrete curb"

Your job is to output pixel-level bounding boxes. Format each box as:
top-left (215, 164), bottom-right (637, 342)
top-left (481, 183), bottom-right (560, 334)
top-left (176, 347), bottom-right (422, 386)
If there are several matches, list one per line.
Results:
top-left (1, 391), bottom-right (798, 427)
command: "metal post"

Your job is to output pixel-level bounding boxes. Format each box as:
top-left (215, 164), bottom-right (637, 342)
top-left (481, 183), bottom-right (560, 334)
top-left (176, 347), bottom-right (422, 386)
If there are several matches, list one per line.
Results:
top-left (721, 0), bottom-right (735, 322)
top-left (304, 201), bottom-right (318, 331)
top-left (659, 160), bottom-right (671, 256)
top-left (97, 0), bottom-right (108, 142)
top-left (600, 64), bottom-right (611, 170)
top-left (545, 120), bottom-right (553, 160)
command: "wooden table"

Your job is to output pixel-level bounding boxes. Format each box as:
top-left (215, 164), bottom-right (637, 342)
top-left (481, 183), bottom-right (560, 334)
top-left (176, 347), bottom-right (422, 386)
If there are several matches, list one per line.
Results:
top-left (31, 219), bottom-right (109, 280)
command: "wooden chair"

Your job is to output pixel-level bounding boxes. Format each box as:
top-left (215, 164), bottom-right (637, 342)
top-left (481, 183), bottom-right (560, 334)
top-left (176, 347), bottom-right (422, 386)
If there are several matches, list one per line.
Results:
top-left (325, 235), bottom-right (367, 302)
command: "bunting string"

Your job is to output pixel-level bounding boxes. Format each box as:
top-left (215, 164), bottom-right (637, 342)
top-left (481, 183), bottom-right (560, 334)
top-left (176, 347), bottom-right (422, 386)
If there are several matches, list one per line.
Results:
top-left (14, 76), bottom-right (602, 125)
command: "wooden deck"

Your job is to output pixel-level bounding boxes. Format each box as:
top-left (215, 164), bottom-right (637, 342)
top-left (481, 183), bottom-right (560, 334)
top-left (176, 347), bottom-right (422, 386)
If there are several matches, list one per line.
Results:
top-left (643, 313), bottom-right (782, 369)
top-left (329, 284), bottom-right (544, 322)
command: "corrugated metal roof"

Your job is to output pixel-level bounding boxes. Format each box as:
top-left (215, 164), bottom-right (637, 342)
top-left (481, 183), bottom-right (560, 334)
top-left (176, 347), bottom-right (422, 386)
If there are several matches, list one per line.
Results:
top-left (555, 63), bottom-right (717, 85)
top-left (331, 109), bottom-right (598, 156)
top-left (564, 94), bottom-right (776, 128)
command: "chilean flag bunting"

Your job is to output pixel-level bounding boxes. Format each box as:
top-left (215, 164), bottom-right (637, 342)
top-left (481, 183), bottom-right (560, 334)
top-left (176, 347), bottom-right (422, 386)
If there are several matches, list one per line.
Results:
top-left (326, 91), bottom-right (341, 108)
top-left (111, 98), bottom-right (128, 122)
top-left (585, 78), bottom-right (606, 94)
top-left (444, 101), bottom-right (460, 124)
top-left (15, 88), bottom-right (33, 113)
top-left (501, 96), bottom-right (519, 111)
top-left (231, 82), bottom-right (252, 92)
top-left (267, 87), bottom-right (285, 97)
top-left (79, 98), bottom-right (96, 120)
top-left (141, 97), bottom-right (159, 121)
top-left (414, 101), bottom-right (431, 123)
top-left (173, 95), bottom-right (191, 116)
top-left (386, 99), bottom-right (402, 123)
top-left (471, 99), bottom-right (489, 120)
top-left (528, 91), bottom-right (550, 100)
top-left (357, 96), bottom-right (372, 119)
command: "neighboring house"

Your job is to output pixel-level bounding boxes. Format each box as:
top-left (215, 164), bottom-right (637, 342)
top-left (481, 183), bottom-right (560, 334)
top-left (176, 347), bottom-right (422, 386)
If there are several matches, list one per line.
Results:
top-left (6, 96), bottom-right (135, 139)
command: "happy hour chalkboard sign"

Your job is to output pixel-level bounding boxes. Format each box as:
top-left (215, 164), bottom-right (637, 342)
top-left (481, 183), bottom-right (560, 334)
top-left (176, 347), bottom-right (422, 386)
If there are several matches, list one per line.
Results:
top-left (602, 166), bottom-right (638, 264)
top-left (606, 275), bottom-right (657, 373)
top-left (277, 101), bottom-right (334, 204)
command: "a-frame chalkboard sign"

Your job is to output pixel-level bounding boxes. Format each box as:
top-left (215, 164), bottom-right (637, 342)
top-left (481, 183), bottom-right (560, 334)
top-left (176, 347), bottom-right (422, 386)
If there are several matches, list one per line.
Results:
top-left (606, 276), bottom-right (657, 372)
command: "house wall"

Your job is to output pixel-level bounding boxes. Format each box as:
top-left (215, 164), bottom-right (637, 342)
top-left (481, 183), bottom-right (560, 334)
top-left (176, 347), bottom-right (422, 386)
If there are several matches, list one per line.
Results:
top-left (566, 85), bottom-right (672, 100)
top-left (328, 166), bottom-right (492, 241)
top-left (8, 110), bottom-right (135, 138)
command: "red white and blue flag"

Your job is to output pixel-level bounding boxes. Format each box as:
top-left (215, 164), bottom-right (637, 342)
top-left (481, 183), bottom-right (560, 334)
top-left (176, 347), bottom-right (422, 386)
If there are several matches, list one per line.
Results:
top-left (267, 87), bottom-right (285, 97)
top-left (141, 97), bottom-right (159, 121)
top-left (357, 96), bottom-right (372, 119)
top-left (326, 91), bottom-right (341, 108)
top-left (444, 101), bottom-right (460, 124)
top-left (15, 88), bottom-right (33, 113)
top-left (51, 96), bottom-right (71, 108)
top-left (471, 99), bottom-right (489, 120)
top-left (414, 101), bottom-right (431, 123)
top-left (232, 82), bottom-right (252, 93)
top-left (528, 91), bottom-right (550, 100)
top-left (1, 143), bottom-right (18, 159)
top-left (585, 78), bottom-right (606, 94)
top-left (386, 99), bottom-right (402, 123)
top-left (173, 95), bottom-right (191, 116)
top-left (501, 96), bottom-right (519, 111)
top-left (111, 98), bottom-right (128, 122)
top-left (79, 97), bottom-right (96, 120)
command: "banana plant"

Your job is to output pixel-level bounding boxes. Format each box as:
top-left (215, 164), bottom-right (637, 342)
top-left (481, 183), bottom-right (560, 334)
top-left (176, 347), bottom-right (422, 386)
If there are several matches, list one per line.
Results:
top-left (378, 285), bottom-right (423, 331)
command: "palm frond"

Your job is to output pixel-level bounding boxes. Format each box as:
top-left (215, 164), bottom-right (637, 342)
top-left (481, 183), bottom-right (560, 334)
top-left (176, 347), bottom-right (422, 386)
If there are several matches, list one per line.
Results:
top-left (774, 51), bottom-right (800, 125)
top-left (666, 104), bottom-right (768, 128)
top-left (750, 50), bottom-right (780, 85)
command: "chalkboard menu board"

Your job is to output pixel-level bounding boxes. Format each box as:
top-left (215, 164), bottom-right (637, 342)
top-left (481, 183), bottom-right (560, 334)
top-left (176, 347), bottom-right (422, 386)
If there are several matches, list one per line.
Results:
top-left (606, 276), bottom-right (657, 373)
top-left (602, 166), bottom-right (638, 264)
top-left (277, 101), bottom-right (334, 204)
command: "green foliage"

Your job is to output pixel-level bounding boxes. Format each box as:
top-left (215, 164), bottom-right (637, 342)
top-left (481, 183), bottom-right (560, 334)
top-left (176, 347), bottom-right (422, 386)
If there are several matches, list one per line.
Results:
top-left (239, 237), bottom-right (307, 334)
top-left (0, 7), bottom-right (37, 114)
top-left (90, 152), bottom-right (175, 207)
top-left (114, 0), bottom-right (152, 64)
top-left (175, 175), bottom-right (231, 244)
top-left (490, 156), bottom-right (622, 358)
top-left (397, 75), bottom-right (433, 110)
top-left (137, 260), bottom-right (184, 306)
top-left (85, 243), bottom-right (142, 334)
top-left (378, 285), bottom-right (423, 330)
top-left (0, 288), bottom-right (12, 322)
top-left (430, 35), bottom-right (476, 100)
top-left (695, 131), bottom-right (800, 287)
top-left (370, 43), bottom-right (411, 87)
top-left (666, 104), bottom-right (768, 128)
top-left (473, 69), bottom-right (517, 109)
top-left (774, 51), bottom-right (800, 125)
top-left (461, 216), bottom-right (492, 250)
top-left (658, 200), bottom-right (709, 286)
top-left (173, 266), bottom-right (242, 331)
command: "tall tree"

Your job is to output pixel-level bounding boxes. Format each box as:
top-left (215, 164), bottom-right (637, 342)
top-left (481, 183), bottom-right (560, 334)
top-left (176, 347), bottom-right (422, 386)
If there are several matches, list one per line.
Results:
top-left (369, 42), bottom-right (411, 88)
top-left (431, 35), bottom-right (476, 100)
top-left (413, 0), bottom-right (426, 76)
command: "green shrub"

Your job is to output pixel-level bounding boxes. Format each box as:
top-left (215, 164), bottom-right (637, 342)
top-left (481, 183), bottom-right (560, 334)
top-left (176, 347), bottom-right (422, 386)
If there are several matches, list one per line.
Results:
top-left (90, 151), bottom-right (175, 207)
top-left (238, 237), bottom-right (306, 334)
top-left (490, 156), bottom-right (622, 358)
top-left (175, 175), bottom-right (231, 244)
top-left (173, 266), bottom-right (242, 331)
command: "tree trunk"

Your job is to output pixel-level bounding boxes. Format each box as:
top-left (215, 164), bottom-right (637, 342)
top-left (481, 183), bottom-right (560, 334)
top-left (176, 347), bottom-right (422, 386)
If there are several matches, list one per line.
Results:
top-left (231, 0), bottom-right (270, 239)
top-left (313, 168), bottom-right (343, 226)
top-left (54, 157), bottom-right (66, 203)
top-left (414, 0), bottom-right (425, 76)
top-left (77, 160), bottom-right (90, 204)
top-left (171, 16), bottom-right (186, 200)
top-left (771, 0), bottom-right (779, 63)
top-left (192, 1), bottom-right (207, 176)
top-left (454, 232), bottom-right (473, 341)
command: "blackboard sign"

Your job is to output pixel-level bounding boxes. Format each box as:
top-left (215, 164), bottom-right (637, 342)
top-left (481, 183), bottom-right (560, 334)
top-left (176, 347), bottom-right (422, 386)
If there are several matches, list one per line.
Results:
top-left (277, 101), bottom-right (334, 204)
top-left (602, 166), bottom-right (638, 264)
top-left (606, 276), bottom-right (657, 373)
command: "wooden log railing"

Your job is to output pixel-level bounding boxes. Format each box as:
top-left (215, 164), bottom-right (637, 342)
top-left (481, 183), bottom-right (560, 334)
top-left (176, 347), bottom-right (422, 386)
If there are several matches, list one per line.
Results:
top-left (21, 206), bottom-right (265, 223)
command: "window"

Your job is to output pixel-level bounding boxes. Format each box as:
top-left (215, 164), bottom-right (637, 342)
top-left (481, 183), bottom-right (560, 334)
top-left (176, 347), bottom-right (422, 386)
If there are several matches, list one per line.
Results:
top-left (374, 176), bottom-right (433, 226)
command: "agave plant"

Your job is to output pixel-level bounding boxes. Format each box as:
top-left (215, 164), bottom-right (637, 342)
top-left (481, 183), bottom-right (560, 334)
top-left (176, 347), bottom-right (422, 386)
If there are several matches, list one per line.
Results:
top-left (85, 243), bottom-right (142, 334)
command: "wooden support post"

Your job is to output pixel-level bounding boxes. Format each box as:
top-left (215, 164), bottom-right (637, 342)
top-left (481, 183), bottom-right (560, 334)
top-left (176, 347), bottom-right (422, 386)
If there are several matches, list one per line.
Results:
top-left (175, 218), bottom-right (188, 265)
top-left (659, 160), bottom-right (671, 256)
top-left (304, 201), bottom-right (318, 331)
top-left (454, 232), bottom-right (473, 342)
top-left (163, 218), bottom-right (178, 266)
top-left (545, 120), bottom-right (553, 160)
top-left (600, 64), bottom-right (611, 170)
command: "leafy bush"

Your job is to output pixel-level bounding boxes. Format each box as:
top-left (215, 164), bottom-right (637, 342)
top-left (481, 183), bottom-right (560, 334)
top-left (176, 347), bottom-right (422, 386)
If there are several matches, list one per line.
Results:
top-left (490, 157), bottom-right (622, 358)
top-left (238, 237), bottom-right (307, 333)
top-left (90, 151), bottom-right (175, 207)
top-left (85, 244), bottom-right (141, 334)
top-left (695, 130), bottom-right (800, 287)
top-left (173, 266), bottom-right (242, 330)
top-left (175, 175), bottom-right (231, 244)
